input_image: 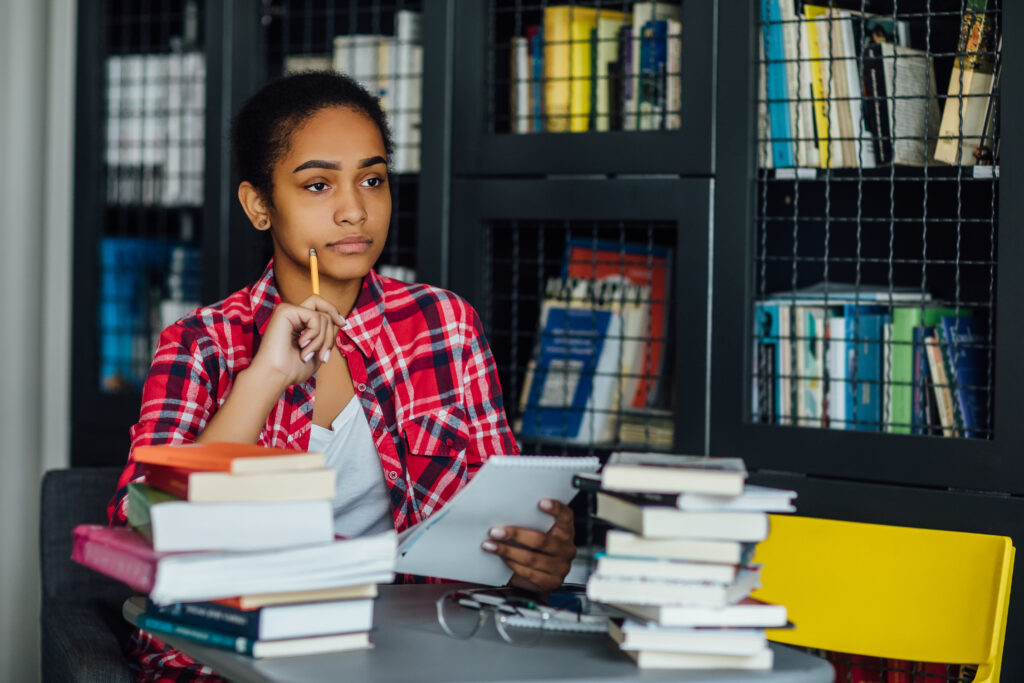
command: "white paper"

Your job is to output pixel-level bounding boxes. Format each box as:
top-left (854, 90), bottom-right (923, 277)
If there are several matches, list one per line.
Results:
top-left (395, 456), bottom-right (600, 585)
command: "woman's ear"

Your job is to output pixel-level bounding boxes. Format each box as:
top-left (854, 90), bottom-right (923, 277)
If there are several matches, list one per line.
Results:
top-left (238, 182), bottom-right (272, 231)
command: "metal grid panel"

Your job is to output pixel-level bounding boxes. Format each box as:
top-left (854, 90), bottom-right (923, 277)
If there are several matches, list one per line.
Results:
top-left (482, 219), bottom-right (677, 456)
top-left (259, 0), bottom-right (424, 278)
top-left (488, 0), bottom-right (684, 133)
top-left (753, 0), bottom-right (1000, 439)
top-left (100, 0), bottom-right (205, 393)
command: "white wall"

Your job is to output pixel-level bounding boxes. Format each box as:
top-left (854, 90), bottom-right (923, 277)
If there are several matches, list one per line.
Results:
top-left (0, 0), bottom-right (75, 679)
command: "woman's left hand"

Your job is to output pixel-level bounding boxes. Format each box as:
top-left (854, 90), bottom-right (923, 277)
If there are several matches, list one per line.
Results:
top-left (482, 499), bottom-right (576, 594)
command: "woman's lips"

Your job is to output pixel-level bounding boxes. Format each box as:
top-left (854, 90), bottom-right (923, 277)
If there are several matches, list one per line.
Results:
top-left (326, 236), bottom-right (373, 255)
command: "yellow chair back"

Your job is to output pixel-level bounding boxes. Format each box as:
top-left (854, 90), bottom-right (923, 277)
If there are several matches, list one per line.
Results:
top-left (752, 515), bottom-right (1014, 683)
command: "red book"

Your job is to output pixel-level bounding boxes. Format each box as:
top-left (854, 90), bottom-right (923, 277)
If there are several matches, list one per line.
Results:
top-left (133, 442), bottom-right (324, 473)
top-left (564, 241), bottom-right (670, 407)
top-left (72, 525), bottom-right (162, 593)
top-left (142, 463), bottom-right (336, 503)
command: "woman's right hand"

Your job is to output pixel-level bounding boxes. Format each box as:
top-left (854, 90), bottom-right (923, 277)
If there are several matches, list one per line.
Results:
top-left (247, 296), bottom-right (346, 391)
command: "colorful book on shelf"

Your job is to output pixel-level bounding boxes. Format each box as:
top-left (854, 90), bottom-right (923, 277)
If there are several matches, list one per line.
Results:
top-left (563, 240), bottom-right (670, 408)
top-left (826, 315), bottom-right (847, 429)
top-left (592, 12), bottom-right (628, 132)
top-left (844, 305), bottom-right (888, 431)
top-left (587, 566), bottom-right (762, 607)
top-left (804, 4), bottom-right (840, 167)
top-left (542, 5), bottom-right (628, 133)
top-left (126, 482), bottom-right (333, 552)
top-left (637, 19), bottom-right (669, 131)
top-left (754, 302), bottom-right (782, 424)
top-left (141, 463), bottom-right (336, 502)
top-left (924, 335), bottom-right (957, 437)
top-left (623, 2), bottom-right (679, 131)
top-left (528, 25), bottom-right (545, 132)
top-left (144, 595), bottom-right (374, 641)
top-left (934, 0), bottom-right (997, 165)
top-left (890, 306), bottom-right (962, 435)
top-left (124, 597), bottom-right (370, 659)
top-left (132, 442), bottom-right (325, 473)
top-left (518, 278), bottom-right (626, 443)
top-left (72, 525), bottom-right (396, 605)
top-left (596, 492), bottom-right (769, 541)
top-left (937, 316), bottom-right (989, 438)
top-left (609, 618), bottom-right (768, 656)
top-left (759, 0), bottom-right (795, 168)
top-left (599, 453), bottom-right (747, 496)
top-left (911, 325), bottom-right (942, 436)
top-left (604, 529), bottom-right (756, 565)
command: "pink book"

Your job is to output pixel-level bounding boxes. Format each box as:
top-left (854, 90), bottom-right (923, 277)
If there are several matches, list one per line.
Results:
top-left (71, 524), bottom-right (162, 592)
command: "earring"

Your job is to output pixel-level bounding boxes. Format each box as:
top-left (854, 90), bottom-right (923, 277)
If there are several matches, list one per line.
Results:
top-left (259, 219), bottom-right (268, 229)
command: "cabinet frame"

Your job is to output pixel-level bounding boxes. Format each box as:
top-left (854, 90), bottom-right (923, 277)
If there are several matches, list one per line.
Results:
top-left (448, 178), bottom-right (713, 455)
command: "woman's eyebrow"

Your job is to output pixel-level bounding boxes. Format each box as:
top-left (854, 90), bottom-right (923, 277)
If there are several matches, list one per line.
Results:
top-left (292, 156), bottom-right (387, 173)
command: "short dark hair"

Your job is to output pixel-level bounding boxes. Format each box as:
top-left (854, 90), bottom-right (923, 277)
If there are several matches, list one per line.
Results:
top-left (231, 70), bottom-right (394, 204)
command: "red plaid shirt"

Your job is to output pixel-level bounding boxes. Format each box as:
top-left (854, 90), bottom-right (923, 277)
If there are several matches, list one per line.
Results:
top-left (110, 262), bottom-right (518, 681)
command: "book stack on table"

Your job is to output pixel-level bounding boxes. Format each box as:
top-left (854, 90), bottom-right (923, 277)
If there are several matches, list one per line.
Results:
top-left (577, 453), bottom-right (796, 670)
top-left (72, 442), bottom-right (397, 658)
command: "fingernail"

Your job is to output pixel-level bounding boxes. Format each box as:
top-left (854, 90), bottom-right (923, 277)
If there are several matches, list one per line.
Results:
top-left (338, 316), bottom-right (348, 328)
top-left (299, 338), bottom-right (311, 349)
top-left (481, 541), bottom-right (498, 552)
top-left (540, 499), bottom-right (554, 511)
top-left (303, 351), bottom-right (314, 363)
top-left (489, 527), bottom-right (506, 540)
top-left (321, 349), bottom-right (331, 363)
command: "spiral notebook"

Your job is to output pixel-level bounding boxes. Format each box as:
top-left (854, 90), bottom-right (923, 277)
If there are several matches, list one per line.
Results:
top-left (395, 455), bottom-right (600, 585)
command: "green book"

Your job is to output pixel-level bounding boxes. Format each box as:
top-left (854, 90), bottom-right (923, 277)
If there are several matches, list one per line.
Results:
top-left (126, 481), bottom-right (182, 541)
top-left (890, 307), bottom-right (967, 434)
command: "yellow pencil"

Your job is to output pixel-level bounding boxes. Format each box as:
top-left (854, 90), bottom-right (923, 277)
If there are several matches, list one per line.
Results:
top-left (309, 248), bottom-right (320, 295)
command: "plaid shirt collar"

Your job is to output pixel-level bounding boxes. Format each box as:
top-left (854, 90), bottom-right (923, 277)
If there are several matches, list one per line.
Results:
top-left (250, 260), bottom-right (387, 357)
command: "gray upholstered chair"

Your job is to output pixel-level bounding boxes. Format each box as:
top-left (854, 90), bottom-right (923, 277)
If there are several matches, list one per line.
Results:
top-left (40, 467), bottom-right (134, 682)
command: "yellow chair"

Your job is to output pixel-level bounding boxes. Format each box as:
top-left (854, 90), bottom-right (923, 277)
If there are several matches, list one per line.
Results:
top-left (752, 515), bottom-right (1015, 683)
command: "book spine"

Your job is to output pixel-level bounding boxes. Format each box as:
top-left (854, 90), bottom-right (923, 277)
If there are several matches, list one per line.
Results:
top-left (142, 464), bottom-right (191, 498)
top-left (136, 612), bottom-right (254, 655)
top-left (72, 532), bottom-right (157, 592)
top-left (759, 0), bottom-right (795, 167)
top-left (861, 44), bottom-right (892, 165)
top-left (146, 600), bottom-right (260, 639)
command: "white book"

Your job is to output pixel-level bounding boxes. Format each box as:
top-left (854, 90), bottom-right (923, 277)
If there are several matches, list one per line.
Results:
top-left (596, 493), bottom-right (769, 541)
top-left (623, 646), bottom-right (774, 670)
top-left (147, 499), bottom-right (334, 553)
top-left (511, 36), bottom-right (532, 134)
top-left (671, 484), bottom-right (797, 512)
top-left (392, 10), bottom-right (422, 173)
top-left (603, 453), bottom-right (747, 496)
top-left (605, 529), bottom-right (752, 565)
top-left (396, 456), bottom-right (600, 585)
top-left (611, 596), bottom-right (788, 628)
top-left (594, 13), bottom-right (629, 131)
top-left (333, 34), bottom-right (386, 96)
top-left (825, 315), bottom-right (848, 430)
top-left (610, 619), bottom-right (767, 656)
top-left (587, 566), bottom-right (761, 607)
top-left (880, 43), bottom-right (940, 166)
top-left (595, 555), bottom-right (740, 584)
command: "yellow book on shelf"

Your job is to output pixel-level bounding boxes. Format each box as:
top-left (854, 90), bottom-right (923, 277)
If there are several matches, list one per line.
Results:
top-left (803, 5), bottom-right (836, 168)
top-left (544, 6), bottom-right (627, 132)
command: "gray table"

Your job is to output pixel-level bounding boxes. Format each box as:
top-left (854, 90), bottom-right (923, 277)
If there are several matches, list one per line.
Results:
top-left (149, 584), bottom-right (834, 682)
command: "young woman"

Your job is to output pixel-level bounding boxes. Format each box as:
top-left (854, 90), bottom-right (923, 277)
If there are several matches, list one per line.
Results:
top-left (108, 71), bottom-right (576, 681)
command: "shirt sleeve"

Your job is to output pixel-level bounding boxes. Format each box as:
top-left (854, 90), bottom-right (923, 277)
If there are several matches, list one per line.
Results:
top-left (106, 323), bottom-right (219, 525)
top-left (460, 303), bottom-right (520, 472)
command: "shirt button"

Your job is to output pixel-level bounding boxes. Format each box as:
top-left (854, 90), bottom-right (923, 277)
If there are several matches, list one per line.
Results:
top-left (387, 470), bottom-right (399, 481)
top-left (357, 383), bottom-right (367, 392)
top-left (373, 427), bottom-right (384, 437)
top-left (444, 438), bottom-right (455, 447)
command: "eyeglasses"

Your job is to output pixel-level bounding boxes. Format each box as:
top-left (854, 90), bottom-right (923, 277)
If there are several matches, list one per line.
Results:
top-left (435, 587), bottom-right (604, 646)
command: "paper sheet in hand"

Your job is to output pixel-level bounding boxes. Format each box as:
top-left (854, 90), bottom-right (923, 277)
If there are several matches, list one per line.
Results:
top-left (395, 455), bottom-right (600, 585)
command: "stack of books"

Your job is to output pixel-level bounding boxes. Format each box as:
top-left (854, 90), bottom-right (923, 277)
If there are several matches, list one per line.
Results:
top-left (73, 442), bottom-right (397, 658)
top-left (578, 453), bottom-right (795, 670)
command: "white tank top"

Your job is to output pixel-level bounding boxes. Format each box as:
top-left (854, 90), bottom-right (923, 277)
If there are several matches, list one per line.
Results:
top-left (307, 395), bottom-right (394, 538)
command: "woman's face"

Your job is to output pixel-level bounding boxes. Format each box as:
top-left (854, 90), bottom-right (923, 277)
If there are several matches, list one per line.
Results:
top-left (266, 105), bottom-right (391, 288)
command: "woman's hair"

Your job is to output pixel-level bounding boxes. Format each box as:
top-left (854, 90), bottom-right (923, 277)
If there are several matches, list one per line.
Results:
top-left (231, 70), bottom-right (394, 204)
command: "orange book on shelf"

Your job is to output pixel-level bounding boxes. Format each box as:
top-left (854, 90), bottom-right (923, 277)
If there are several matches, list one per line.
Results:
top-left (133, 442), bottom-right (325, 473)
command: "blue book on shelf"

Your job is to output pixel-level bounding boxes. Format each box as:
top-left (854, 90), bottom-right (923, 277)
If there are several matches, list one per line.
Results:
top-left (530, 27), bottom-right (545, 132)
top-left (938, 316), bottom-right (989, 439)
top-left (754, 302), bottom-right (782, 425)
top-left (520, 305), bottom-right (623, 443)
top-left (759, 0), bottom-right (795, 168)
top-left (911, 325), bottom-right (935, 435)
top-left (844, 305), bottom-right (888, 431)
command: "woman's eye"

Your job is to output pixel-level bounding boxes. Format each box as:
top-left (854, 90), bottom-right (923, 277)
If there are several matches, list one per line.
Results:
top-left (362, 176), bottom-right (385, 188)
top-left (306, 182), bottom-right (329, 192)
